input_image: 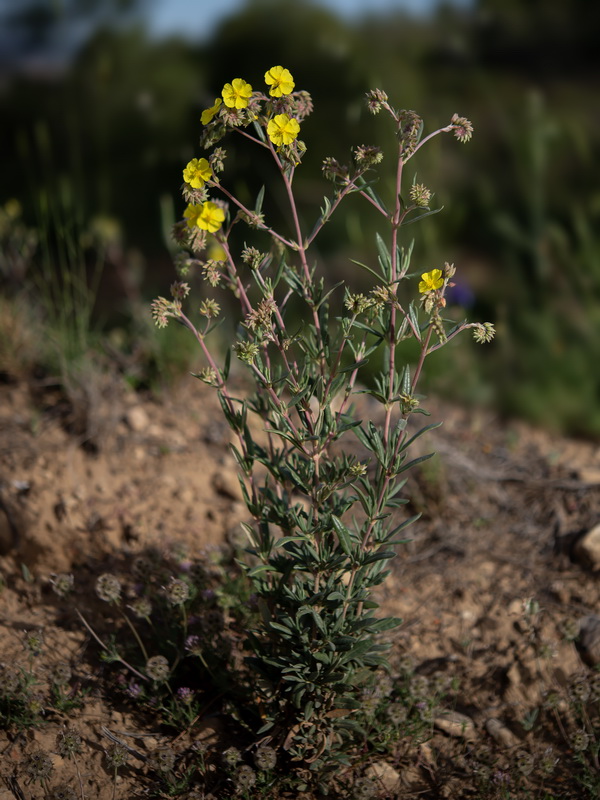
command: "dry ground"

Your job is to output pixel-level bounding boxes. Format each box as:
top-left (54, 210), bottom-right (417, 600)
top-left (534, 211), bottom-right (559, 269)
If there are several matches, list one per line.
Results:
top-left (1, 375), bottom-right (600, 798)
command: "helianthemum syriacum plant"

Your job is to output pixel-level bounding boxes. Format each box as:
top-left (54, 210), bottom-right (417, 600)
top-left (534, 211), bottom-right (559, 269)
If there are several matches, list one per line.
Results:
top-left (152, 67), bottom-right (494, 771)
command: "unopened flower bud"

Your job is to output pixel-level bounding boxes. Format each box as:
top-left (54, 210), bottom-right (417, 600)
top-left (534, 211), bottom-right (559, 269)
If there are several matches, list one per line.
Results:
top-left (353, 144), bottom-right (383, 168)
top-left (410, 183), bottom-right (431, 207)
top-left (365, 88), bottom-right (388, 114)
top-left (451, 113), bottom-right (474, 143)
top-left (472, 322), bottom-right (495, 344)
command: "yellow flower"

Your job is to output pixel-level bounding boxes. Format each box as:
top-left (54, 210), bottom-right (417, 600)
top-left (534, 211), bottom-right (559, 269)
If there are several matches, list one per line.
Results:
top-left (264, 66), bottom-right (295, 97)
top-left (418, 269), bottom-right (444, 293)
top-left (198, 201), bottom-right (225, 233)
top-left (183, 158), bottom-right (213, 189)
top-left (222, 78), bottom-right (253, 109)
top-left (267, 114), bottom-right (300, 146)
top-left (184, 202), bottom-right (224, 233)
top-left (183, 204), bottom-right (203, 229)
top-left (201, 98), bottom-right (222, 125)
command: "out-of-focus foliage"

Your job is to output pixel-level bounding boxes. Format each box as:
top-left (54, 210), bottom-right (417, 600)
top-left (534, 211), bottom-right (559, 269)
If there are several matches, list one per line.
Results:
top-left (1, 0), bottom-right (599, 434)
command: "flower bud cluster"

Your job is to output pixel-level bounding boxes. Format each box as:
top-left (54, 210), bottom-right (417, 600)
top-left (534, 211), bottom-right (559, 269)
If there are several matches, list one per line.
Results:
top-left (410, 182), bottom-right (431, 207)
top-left (353, 144), bottom-right (383, 168)
top-left (201, 260), bottom-right (224, 287)
top-left (365, 88), bottom-right (389, 114)
top-left (322, 156), bottom-right (349, 182)
top-left (241, 245), bottom-right (266, 270)
top-left (398, 110), bottom-right (422, 157)
top-left (209, 147), bottom-right (227, 173)
top-left (234, 341), bottom-right (260, 365)
top-left (344, 292), bottom-right (371, 315)
top-left (472, 322), bottom-right (496, 343)
top-left (199, 299), bottom-right (221, 319)
top-left (245, 297), bottom-right (277, 332)
top-left (151, 296), bottom-right (182, 329)
top-left (451, 113), bottom-right (474, 143)
top-left (170, 281), bottom-right (190, 300)
top-left (240, 210), bottom-right (266, 229)
top-left (197, 367), bottom-right (219, 386)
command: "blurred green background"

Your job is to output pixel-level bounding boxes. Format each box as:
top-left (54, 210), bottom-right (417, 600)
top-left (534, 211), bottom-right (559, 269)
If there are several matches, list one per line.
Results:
top-left (1, 0), bottom-right (599, 436)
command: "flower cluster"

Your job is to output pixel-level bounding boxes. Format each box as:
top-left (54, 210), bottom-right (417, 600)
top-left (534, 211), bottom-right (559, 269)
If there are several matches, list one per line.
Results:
top-left (410, 182), bottom-right (432, 207)
top-left (177, 67), bottom-right (306, 259)
top-left (472, 322), bottom-right (496, 343)
top-left (451, 113), bottom-right (474, 143)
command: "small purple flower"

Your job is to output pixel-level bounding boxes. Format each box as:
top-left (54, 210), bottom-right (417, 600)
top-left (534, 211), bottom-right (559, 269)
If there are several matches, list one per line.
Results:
top-left (492, 769), bottom-right (511, 786)
top-left (201, 588), bottom-right (216, 601)
top-left (177, 687), bottom-right (194, 702)
top-left (185, 635), bottom-right (202, 656)
top-left (127, 682), bottom-right (142, 699)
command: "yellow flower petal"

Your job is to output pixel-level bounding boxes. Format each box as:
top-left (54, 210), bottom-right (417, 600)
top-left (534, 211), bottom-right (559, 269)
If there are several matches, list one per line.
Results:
top-left (418, 269), bottom-right (444, 293)
top-left (264, 66), bottom-right (295, 97)
top-left (201, 98), bottom-right (222, 125)
top-left (183, 158), bottom-right (213, 189)
top-left (267, 114), bottom-right (300, 146)
top-left (222, 78), bottom-right (253, 109)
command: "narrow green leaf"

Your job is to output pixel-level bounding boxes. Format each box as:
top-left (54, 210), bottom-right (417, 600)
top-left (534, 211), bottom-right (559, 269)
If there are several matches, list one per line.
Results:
top-left (375, 232), bottom-right (392, 281)
top-left (277, 535), bottom-right (309, 547)
top-left (331, 515), bottom-right (353, 556)
top-left (362, 550), bottom-right (396, 565)
top-left (402, 205), bottom-right (444, 226)
top-left (315, 280), bottom-right (344, 311)
top-left (255, 185), bottom-right (265, 214)
top-left (399, 421), bottom-right (442, 453)
top-left (408, 301), bottom-right (421, 341)
top-left (394, 451), bottom-right (435, 475)
top-left (247, 564), bottom-right (278, 577)
top-left (338, 358), bottom-right (368, 374)
top-left (349, 258), bottom-right (382, 281)
top-left (269, 620), bottom-right (295, 636)
top-left (366, 616), bottom-right (403, 632)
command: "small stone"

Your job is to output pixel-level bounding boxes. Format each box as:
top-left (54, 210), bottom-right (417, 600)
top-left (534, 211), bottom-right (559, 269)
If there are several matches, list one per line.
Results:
top-left (573, 524), bottom-right (600, 571)
top-left (212, 468), bottom-right (243, 501)
top-left (577, 615), bottom-right (600, 667)
top-left (125, 406), bottom-right (150, 432)
top-left (579, 468), bottom-right (600, 485)
top-left (434, 710), bottom-right (477, 740)
top-left (549, 581), bottom-right (570, 604)
top-left (364, 761), bottom-right (401, 793)
top-left (485, 718), bottom-right (520, 748)
top-left (507, 599), bottom-right (523, 616)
